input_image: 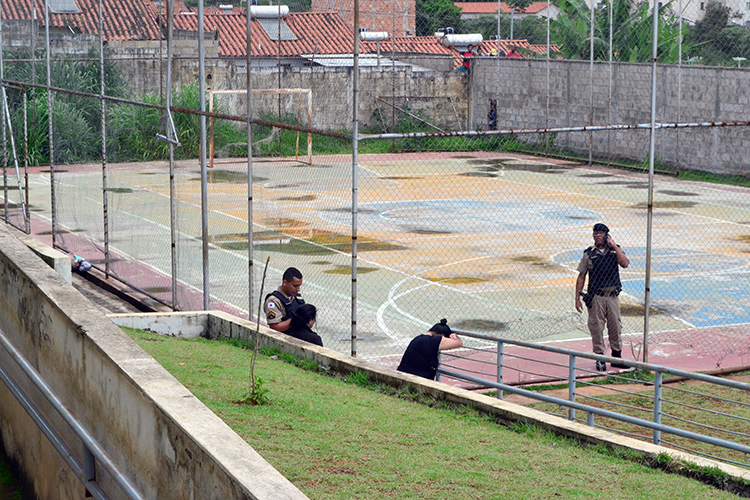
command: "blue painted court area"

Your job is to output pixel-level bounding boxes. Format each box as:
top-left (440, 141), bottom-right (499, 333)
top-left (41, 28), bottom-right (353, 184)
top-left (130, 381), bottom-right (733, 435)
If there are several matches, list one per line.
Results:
top-left (556, 247), bottom-right (750, 328)
top-left (324, 200), bottom-right (600, 234)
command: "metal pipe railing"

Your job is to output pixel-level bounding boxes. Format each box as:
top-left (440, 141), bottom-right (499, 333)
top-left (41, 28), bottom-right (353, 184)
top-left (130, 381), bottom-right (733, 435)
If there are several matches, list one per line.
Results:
top-left (439, 330), bottom-right (750, 464)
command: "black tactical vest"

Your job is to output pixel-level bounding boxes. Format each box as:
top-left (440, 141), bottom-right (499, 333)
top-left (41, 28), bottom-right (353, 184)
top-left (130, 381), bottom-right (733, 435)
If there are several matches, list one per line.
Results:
top-left (584, 246), bottom-right (621, 293)
top-left (265, 290), bottom-right (305, 319)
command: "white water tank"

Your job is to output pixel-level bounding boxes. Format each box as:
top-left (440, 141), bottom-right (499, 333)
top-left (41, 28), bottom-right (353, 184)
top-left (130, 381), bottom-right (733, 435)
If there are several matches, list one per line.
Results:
top-left (442, 33), bottom-right (483, 49)
top-left (250, 5), bottom-right (289, 18)
top-left (360, 31), bottom-right (389, 41)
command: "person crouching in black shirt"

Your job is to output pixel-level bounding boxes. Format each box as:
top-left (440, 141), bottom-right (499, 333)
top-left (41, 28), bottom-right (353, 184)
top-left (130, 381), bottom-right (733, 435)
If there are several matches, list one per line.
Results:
top-left (286, 303), bottom-right (323, 347)
top-left (397, 319), bottom-right (463, 380)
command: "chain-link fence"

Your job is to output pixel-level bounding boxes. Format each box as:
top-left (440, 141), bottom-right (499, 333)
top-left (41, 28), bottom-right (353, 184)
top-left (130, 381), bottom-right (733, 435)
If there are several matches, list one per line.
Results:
top-left (1, 0), bottom-right (750, 372)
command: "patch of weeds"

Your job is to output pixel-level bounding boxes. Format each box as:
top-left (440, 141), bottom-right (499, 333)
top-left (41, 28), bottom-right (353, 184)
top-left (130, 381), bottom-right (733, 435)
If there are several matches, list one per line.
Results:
top-left (345, 371), bottom-right (370, 387)
top-left (259, 345), bottom-right (280, 357)
top-left (221, 337), bottom-right (254, 350)
top-left (588, 369), bottom-right (654, 386)
top-left (653, 452), bottom-right (673, 469)
top-left (242, 375), bottom-right (270, 406)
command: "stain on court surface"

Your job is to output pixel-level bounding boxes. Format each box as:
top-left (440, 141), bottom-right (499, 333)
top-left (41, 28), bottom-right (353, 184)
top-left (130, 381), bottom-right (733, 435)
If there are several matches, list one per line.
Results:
top-left (188, 170), bottom-right (252, 184)
top-left (511, 256), bottom-right (555, 268)
top-left (578, 173), bottom-right (612, 178)
top-left (380, 176), bottom-right (425, 180)
top-left (324, 265), bottom-right (378, 274)
top-left (459, 172), bottom-right (498, 178)
top-left (425, 276), bottom-right (488, 284)
top-left (658, 190), bottom-right (699, 197)
top-left (277, 195), bottom-right (317, 201)
top-left (631, 201), bottom-right (698, 209)
top-left (109, 187), bottom-right (133, 194)
top-left (620, 304), bottom-right (665, 317)
top-left (453, 319), bottom-right (508, 332)
top-left (408, 228), bottom-right (453, 235)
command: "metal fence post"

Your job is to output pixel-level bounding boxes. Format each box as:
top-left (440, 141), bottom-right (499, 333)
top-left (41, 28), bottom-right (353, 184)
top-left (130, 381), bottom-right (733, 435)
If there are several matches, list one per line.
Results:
top-left (653, 370), bottom-right (662, 445)
top-left (496, 341), bottom-right (504, 400)
top-left (568, 354), bottom-right (576, 421)
top-left (587, 410), bottom-right (594, 427)
top-left (436, 351), bottom-right (441, 383)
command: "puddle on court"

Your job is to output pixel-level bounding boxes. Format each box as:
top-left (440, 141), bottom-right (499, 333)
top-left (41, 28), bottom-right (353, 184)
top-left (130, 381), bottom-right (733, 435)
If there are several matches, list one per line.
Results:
top-left (277, 195), bottom-right (316, 202)
top-left (310, 260), bottom-right (331, 265)
top-left (511, 256), bottom-right (555, 268)
top-left (0, 203), bottom-right (22, 209)
top-left (188, 170), bottom-right (265, 184)
top-left (323, 265), bottom-right (378, 275)
top-left (327, 207), bottom-right (380, 215)
top-left (458, 172), bottom-right (498, 178)
top-left (631, 201), bottom-right (698, 209)
top-left (735, 234), bottom-right (750, 244)
top-left (597, 181), bottom-right (649, 189)
top-left (36, 229), bottom-right (85, 235)
top-left (109, 187), bottom-right (133, 194)
top-left (408, 228), bottom-right (453, 235)
top-left (223, 226), bottom-right (407, 254)
top-left (39, 169), bottom-right (68, 173)
top-left (452, 319), bottom-right (507, 332)
top-left (0, 185), bottom-right (20, 190)
top-left (578, 173), bottom-right (612, 178)
top-left (425, 276), bottom-right (488, 284)
top-left (143, 287), bottom-right (171, 294)
top-left (453, 155), bottom-right (478, 159)
top-left (466, 159), bottom-right (570, 173)
top-left (566, 215), bottom-right (596, 221)
top-left (267, 183), bottom-right (302, 189)
top-left (658, 190), bottom-right (699, 197)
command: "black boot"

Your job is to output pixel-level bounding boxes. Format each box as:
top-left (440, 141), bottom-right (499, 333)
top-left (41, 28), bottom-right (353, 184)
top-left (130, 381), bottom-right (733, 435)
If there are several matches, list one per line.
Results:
top-left (611, 350), bottom-right (628, 369)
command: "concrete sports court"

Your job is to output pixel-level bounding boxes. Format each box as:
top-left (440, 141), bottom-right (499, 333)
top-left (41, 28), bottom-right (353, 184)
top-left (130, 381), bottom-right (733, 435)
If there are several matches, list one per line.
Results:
top-left (19, 150), bottom-right (750, 373)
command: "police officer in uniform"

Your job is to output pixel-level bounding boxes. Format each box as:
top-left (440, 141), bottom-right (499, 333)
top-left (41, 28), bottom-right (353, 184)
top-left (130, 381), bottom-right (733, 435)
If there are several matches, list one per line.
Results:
top-left (575, 223), bottom-right (629, 371)
top-left (264, 267), bottom-right (305, 333)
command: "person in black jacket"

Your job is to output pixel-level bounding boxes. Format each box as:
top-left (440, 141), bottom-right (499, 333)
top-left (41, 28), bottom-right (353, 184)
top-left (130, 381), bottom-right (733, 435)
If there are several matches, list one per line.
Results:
top-left (285, 303), bottom-right (323, 347)
top-left (397, 319), bottom-right (462, 380)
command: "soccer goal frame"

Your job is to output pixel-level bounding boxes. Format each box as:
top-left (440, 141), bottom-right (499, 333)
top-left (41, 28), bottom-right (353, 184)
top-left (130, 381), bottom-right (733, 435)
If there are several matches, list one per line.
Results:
top-left (208, 88), bottom-right (313, 166)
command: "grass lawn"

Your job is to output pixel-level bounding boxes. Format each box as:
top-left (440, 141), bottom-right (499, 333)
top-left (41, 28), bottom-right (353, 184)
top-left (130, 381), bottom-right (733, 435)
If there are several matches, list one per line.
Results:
top-left (124, 328), bottom-right (743, 500)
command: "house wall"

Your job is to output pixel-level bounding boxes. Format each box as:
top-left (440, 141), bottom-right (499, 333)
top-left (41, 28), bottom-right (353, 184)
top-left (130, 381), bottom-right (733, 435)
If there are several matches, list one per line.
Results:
top-left (471, 58), bottom-right (750, 175)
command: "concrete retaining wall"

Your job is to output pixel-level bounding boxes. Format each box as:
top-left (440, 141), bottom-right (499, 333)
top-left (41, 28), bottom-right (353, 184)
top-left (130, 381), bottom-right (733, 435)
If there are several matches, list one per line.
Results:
top-left (0, 223), bottom-right (308, 500)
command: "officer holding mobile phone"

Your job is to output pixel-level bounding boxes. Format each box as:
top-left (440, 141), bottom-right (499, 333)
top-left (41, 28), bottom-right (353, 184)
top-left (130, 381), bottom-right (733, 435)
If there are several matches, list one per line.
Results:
top-left (575, 223), bottom-right (630, 371)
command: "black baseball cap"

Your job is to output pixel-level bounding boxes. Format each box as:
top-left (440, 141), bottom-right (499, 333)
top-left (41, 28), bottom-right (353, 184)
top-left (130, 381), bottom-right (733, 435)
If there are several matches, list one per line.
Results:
top-left (593, 223), bottom-right (609, 233)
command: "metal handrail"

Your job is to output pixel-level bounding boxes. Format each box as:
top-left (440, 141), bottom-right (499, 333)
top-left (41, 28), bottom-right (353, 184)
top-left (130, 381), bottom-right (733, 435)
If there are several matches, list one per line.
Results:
top-left (0, 328), bottom-right (144, 500)
top-left (438, 329), bottom-right (750, 464)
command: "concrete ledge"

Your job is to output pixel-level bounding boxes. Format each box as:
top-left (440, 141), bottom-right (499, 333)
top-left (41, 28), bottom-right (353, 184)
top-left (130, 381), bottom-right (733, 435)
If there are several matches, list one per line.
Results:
top-left (111, 310), bottom-right (750, 490)
top-left (17, 235), bottom-right (72, 284)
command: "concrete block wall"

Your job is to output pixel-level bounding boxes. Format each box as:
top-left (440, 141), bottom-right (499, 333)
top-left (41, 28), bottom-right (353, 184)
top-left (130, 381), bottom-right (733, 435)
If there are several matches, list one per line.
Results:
top-left (0, 223), bottom-right (307, 500)
top-left (472, 58), bottom-right (750, 175)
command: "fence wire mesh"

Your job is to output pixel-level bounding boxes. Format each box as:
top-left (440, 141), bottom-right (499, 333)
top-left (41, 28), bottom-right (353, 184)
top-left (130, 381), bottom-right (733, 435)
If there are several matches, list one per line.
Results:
top-left (0, 0), bottom-right (750, 372)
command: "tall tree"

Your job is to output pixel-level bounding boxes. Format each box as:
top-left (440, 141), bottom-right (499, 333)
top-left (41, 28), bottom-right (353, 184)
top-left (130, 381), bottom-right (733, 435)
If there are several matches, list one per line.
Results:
top-left (416, 0), bottom-right (464, 36)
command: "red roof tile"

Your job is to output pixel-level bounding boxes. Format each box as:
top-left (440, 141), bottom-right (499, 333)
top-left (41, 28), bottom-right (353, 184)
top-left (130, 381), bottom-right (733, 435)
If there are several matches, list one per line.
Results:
top-left (2, 0), bottom-right (162, 41)
top-left (454, 2), bottom-right (554, 15)
top-left (171, 10), bottom-right (355, 57)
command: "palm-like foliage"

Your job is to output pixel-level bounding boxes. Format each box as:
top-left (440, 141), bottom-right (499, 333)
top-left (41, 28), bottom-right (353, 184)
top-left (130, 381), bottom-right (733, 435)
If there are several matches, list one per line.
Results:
top-left (552, 0), bottom-right (687, 63)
